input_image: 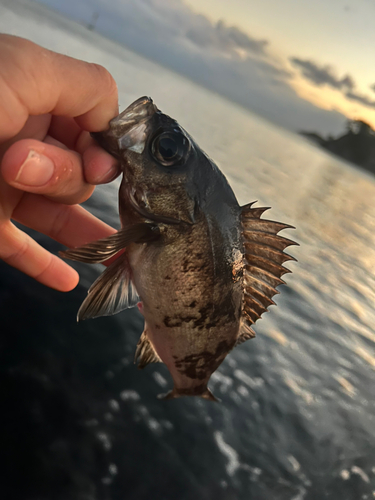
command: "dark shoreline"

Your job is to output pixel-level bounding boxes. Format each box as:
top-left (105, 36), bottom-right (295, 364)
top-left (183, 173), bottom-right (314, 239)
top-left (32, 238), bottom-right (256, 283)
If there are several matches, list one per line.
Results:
top-left (300, 119), bottom-right (375, 175)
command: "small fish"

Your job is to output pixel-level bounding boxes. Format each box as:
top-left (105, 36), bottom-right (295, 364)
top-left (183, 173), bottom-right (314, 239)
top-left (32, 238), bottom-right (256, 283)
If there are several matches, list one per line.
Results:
top-left (61, 97), bottom-right (297, 401)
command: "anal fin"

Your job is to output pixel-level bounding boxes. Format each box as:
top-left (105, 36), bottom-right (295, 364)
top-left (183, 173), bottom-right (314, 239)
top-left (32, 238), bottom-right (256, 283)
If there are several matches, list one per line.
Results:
top-left (134, 325), bottom-right (162, 369)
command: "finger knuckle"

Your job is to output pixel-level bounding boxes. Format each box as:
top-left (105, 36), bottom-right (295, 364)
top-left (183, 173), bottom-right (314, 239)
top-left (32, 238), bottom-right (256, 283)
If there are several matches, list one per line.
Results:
top-left (33, 253), bottom-right (54, 281)
top-left (0, 100), bottom-right (27, 139)
top-left (3, 238), bottom-right (29, 264)
top-left (90, 63), bottom-right (118, 96)
top-left (49, 205), bottom-right (74, 241)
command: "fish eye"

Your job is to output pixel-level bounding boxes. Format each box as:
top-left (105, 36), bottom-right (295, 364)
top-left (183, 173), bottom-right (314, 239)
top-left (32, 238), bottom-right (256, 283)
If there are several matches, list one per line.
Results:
top-left (151, 131), bottom-right (190, 166)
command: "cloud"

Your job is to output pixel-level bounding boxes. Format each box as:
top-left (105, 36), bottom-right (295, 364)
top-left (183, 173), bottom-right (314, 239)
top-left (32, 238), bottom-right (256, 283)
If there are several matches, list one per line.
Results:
top-left (291, 56), bottom-right (375, 110)
top-left (345, 91), bottom-right (375, 109)
top-left (186, 19), bottom-right (268, 56)
top-left (290, 57), bottom-right (355, 90)
top-left (94, 0), bottom-right (269, 60)
top-left (35, 0), bottom-right (348, 134)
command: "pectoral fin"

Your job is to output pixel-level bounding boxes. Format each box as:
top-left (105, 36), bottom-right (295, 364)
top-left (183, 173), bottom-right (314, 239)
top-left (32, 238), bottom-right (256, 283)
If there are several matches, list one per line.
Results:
top-left (237, 202), bottom-right (298, 344)
top-left (77, 254), bottom-right (139, 321)
top-left (59, 223), bottom-right (160, 264)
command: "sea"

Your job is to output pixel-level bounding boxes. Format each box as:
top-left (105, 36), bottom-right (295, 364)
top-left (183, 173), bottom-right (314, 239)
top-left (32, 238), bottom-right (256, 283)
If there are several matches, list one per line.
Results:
top-left (0, 1), bottom-right (374, 499)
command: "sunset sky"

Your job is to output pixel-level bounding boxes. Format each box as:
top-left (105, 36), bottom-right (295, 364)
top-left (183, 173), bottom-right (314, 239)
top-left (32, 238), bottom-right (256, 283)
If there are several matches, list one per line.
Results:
top-left (32, 0), bottom-right (375, 134)
top-left (184, 0), bottom-right (375, 127)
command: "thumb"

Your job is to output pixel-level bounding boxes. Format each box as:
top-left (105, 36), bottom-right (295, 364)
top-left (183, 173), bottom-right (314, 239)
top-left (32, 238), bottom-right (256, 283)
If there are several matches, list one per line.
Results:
top-left (1, 138), bottom-right (95, 204)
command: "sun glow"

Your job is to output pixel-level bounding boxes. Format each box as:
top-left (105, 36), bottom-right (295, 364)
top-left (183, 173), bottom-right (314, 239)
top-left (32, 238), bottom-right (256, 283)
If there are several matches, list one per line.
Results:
top-left (289, 73), bottom-right (375, 131)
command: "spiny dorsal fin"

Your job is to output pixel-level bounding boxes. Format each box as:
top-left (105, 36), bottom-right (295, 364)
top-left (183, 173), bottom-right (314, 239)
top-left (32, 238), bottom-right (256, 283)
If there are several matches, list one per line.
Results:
top-left (237, 203), bottom-right (297, 345)
top-left (235, 317), bottom-right (256, 346)
top-left (134, 326), bottom-right (162, 369)
top-left (77, 254), bottom-right (139, 321)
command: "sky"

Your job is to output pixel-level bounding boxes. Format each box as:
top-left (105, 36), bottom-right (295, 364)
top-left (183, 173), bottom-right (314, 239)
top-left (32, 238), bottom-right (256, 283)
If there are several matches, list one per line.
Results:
top-left (184, 0), bottom-right (375, 127)
top-left (31, 0), bottom-right (375, 135)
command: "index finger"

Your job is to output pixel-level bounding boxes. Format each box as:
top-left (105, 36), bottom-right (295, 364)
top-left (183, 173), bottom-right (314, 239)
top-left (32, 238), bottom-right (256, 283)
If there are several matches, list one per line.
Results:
top-left (0, 35), bottom-right (118, 141)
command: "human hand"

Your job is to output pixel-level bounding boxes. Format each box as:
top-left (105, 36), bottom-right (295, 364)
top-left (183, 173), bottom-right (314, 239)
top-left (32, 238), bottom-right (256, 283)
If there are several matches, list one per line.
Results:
top-left (0, 34), bottom-right (120, 292)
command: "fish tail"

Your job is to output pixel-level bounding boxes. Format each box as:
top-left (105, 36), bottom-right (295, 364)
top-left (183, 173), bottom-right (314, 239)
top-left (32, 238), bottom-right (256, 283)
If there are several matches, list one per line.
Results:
top-left (157, 386), bottom-right (220, 402)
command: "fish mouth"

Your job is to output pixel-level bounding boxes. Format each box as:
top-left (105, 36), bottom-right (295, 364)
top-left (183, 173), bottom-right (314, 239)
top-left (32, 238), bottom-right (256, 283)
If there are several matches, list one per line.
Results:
top-left (91, 96), bottom-right (157, 155)
top-left (109, 96), bottom-right (157, 133)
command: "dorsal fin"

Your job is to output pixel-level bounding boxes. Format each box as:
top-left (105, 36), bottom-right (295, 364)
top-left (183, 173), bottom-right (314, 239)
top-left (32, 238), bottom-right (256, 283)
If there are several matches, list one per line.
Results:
top-left (237, 203), bottom-right (297, 345)
top-left (235, 317), bottom-right (256, 346)
top-left (134, 325), bottom-right (162, 369)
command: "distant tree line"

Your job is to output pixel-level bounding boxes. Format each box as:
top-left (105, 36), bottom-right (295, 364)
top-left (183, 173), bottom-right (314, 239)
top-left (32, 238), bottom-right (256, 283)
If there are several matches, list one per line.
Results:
top-left (300, 119), bottom-right (375, 174)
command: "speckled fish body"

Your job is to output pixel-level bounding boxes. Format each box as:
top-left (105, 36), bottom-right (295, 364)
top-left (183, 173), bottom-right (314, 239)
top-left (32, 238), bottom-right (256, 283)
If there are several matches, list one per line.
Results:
top-left (127, 165), bottom-right (243, 400)
top-left (61, 97), bottom-right (296, 401)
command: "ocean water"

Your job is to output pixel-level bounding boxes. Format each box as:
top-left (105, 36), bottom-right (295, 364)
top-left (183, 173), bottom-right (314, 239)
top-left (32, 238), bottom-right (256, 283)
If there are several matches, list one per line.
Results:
top-left (0, 1), bottom-right (374, 499)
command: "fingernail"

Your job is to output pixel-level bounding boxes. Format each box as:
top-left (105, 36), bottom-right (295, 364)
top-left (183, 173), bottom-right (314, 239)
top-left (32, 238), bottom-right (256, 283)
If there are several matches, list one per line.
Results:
top-left (95, 163), bottom-right (120, 184)
top-left (15, 150), bottom-right (54, 186)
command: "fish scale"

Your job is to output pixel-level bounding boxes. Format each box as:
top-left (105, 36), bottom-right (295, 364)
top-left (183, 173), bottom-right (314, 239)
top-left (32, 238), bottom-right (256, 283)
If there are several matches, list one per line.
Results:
top-left (60, 96), bottom-right (297, 401)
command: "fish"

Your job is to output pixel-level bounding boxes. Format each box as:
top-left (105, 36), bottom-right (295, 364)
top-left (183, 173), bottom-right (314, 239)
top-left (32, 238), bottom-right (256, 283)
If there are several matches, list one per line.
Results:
top-left (60, 96), bottom-right (297, 401)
